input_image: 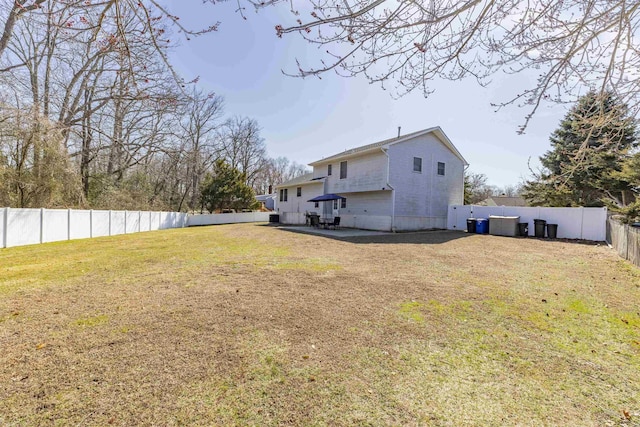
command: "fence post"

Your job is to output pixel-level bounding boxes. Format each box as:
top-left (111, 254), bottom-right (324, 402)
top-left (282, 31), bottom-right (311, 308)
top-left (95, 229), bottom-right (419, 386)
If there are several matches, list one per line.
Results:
top-left (90, 210), bottom-right (93, 238)
top-left (40, 208), bottom-right (44, 244)
top-left (124, 210), bottom-right (127, 234)
top-left (67, 208), bottom-right (72, 240)
top-left (108, 210), bottom-right (112, 236)
top-left (2, 207), bottom-right (8, 248)
top-left (626, 224), bottom-right (631, 261)
top-left (138, 211), bottom-right (141, 233)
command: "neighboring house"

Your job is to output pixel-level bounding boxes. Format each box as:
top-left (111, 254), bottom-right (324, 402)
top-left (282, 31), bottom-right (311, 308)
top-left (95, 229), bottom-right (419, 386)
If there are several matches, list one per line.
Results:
top-left (256, 194), bottom-right (277, 211)
top-left (480, 196), bottom-right (527, 207)
top-left (275, 127), bottom-right (468, 231)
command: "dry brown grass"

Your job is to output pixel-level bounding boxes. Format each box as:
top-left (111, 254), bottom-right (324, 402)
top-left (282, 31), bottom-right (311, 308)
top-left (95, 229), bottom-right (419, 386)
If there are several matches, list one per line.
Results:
top-left (0, 224), bottom-right (639, 426)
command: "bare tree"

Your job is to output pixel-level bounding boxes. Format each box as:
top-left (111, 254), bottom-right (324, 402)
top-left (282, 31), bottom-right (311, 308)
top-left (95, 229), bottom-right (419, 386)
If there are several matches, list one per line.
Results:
top-left (218, 116), bottom-right (268, 189)
top-left (262, 0), bottom-right (640, 131)
top-left (251, 156), bottom-right (310, 194)
top-left (177, 89), bottom-right (225, 211)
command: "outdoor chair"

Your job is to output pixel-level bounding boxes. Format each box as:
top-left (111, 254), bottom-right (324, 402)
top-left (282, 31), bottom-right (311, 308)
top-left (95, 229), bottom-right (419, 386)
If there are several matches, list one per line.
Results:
top-left (309, 215), bottom-right (320, 228)
top-left (327, 216), bottom-right (340, 230)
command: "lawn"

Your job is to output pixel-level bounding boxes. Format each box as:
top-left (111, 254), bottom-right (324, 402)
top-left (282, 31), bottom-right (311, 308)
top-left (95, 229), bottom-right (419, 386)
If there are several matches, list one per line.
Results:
top-left (0, 224), bottom-right (639, 426)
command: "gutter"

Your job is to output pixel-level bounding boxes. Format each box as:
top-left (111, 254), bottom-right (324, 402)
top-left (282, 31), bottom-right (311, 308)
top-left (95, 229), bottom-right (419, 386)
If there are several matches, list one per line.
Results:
top-left (381, 147), bottom-right (396, 232)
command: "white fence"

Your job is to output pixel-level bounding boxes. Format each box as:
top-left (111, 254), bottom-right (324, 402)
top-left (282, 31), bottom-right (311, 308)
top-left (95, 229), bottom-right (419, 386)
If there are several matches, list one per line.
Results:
top-left (187, 212), bottom-right (271, 226)
top-left (447, 205), bottom-right (608, 241)
top-left (1, 208), bottom-right (188, 248)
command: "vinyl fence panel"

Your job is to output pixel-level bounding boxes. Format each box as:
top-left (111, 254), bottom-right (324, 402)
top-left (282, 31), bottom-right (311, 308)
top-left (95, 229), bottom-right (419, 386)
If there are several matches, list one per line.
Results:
top-left (7, 208), bottom-right (41, 247)
top-left (0, 208), bottom-right (5, 248)
top-left (1, 207), bottom-right (189, 250)
top-left (69, 210), bottom-right (92, 240)
top-left (447, 205), bottom-right (607, 241)
top-left (42, 209), bottom-right (69, 243)
top-left (140, 211), bottom-right (150, 232)
top-left (110, 211), bottom-right (126, 235)
top-left (126, 211), bottom-right (140, 234)
top-left (150, 212), bottom-right (161, 231)
top-left (187, 212), bottom-right (271, 226)
top-left (92, 210), bottom-right (111, 237)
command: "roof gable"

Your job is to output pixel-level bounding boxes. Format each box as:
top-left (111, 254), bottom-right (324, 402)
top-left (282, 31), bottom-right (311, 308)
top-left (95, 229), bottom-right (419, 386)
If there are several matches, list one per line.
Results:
top-left (308, 127), bottom-right (468, 166)
top-left (275, 173), bottom-right (324, 188)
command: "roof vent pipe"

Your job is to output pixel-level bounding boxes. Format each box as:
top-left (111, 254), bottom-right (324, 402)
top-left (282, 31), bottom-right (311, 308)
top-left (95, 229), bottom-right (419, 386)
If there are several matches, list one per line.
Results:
top-left (397, 126), bottom-right (401, 138)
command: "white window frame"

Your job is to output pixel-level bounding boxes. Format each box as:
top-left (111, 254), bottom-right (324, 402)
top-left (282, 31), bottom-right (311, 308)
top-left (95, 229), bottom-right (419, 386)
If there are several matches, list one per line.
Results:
top-left (413, 157), bottom-right (422, 173)
top-left (340, 161), bottom-right (347, 179)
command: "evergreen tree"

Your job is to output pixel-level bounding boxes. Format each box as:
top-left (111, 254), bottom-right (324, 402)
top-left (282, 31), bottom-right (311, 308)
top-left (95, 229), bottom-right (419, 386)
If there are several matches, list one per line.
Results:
top-left (611, 152), bottom-right (640, 221)
top-left (199, 160), bottom-right (259, 213)
top-left (522, 92), bottom-right (637, 208)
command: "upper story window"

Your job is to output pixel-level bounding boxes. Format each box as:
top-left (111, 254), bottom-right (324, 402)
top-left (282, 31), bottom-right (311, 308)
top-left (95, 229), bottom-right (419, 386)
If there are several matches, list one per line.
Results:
top-left (328, 164), bottom-right (332, 176)
top-left (279, 188), bottom-right (288, 201)
top-left (297, 187), bottom-right (302, 197)
top-left (437, 162), bottom-right (445, 176)
top-left (279, 189), bottom-right (283, 202)
top-left (413, 157), bottom-right (422, 173)
top-left (340, 161), bottom-right (347, 179)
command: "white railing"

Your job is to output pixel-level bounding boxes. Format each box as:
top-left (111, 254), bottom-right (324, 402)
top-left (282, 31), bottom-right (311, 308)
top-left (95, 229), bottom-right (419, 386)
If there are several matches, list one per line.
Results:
top-left (447, 205), bottom-right (607, 241)
top-left (0, 208), bottom-right (188, 248)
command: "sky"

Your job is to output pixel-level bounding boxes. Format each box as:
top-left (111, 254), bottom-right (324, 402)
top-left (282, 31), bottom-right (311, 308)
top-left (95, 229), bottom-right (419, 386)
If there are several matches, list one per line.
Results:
top-left (165, 0), bottom-right (569, 189)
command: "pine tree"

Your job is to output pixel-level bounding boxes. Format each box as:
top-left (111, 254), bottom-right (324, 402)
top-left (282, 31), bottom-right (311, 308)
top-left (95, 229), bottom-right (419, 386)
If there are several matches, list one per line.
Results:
top-left (522, 92), bottom-right (637, 208)
top-left (199, 160), bottom-right (259, 213)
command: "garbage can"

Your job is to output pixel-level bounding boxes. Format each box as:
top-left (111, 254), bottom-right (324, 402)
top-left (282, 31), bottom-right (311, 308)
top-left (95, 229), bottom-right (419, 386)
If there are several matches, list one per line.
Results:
top-left (476, 218), bottom-right (489, 234)
top-left (533, 219), bottom-right (546, 238)
top-left (269, 214), bottom-right (280, 224)
top-left (546, 223), bottom-right (558, 239)
top-left (517, 222), bottom-right (529, 237)
top-left (466, 218), bottom-right (477, 233)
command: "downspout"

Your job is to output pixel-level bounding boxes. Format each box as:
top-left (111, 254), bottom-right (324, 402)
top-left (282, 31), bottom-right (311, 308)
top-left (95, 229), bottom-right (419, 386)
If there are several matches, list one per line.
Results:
top-left (382, 147), bottom-right (396, 232)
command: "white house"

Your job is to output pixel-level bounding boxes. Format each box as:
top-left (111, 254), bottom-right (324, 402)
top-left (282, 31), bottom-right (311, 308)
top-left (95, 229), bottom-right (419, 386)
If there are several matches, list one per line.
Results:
top-left (275, 127), bottom-right (468, 231)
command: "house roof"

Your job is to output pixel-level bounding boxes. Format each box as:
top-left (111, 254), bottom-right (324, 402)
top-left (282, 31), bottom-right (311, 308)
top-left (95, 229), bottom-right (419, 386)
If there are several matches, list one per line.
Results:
top-left (483, 196), bottom-right (528, 207)
top-left (308, 126), bottom-right (468, 166)
top-left (255, 194), bottom-right (276, 202)
top-left (275, 173), bottom-right (325, 188)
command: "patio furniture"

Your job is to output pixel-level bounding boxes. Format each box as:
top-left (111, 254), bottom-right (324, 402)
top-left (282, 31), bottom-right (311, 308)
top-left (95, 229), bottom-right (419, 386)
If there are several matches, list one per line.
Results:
top-left (309, 215), bottom-right (320, 228)
top-left (327, 216), bottom-right (341, 229)
top-left (305, 212), bottom-right (318, 226)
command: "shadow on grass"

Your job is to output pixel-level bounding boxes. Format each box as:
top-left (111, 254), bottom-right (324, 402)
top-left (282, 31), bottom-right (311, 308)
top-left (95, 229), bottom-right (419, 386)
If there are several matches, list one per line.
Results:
top-left (269, 225), bottom-right (607, 246)
top-left (275, 226), bottom-right (474, 245)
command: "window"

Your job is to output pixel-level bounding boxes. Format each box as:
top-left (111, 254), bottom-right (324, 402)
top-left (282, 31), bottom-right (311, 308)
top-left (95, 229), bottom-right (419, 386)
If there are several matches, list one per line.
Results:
top-left (437, 162), bottom-right (445, 176)
top-left (297, 187), bottom-right (302, 197)
top-left (279, 189), bottom-right (283, 202)
top-left (333, 200), bottom-right (338, 209)
top-left (413, 157), bottom-right (422, 173)
top-left (328, 164), bottom-right (332, 176)
top-left (283, 188), bottom-right (288, 201)
top-left (340, 161), bottom-right (347, 179)
top-left (341, 198), bottom-right (346, 209)
top-left (314, 202), bottom-right (319, 208)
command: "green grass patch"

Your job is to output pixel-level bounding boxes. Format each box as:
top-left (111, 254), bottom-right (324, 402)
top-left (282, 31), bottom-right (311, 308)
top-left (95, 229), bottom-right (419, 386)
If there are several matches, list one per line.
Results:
top-left (74, 314), bottom-right (109, 327)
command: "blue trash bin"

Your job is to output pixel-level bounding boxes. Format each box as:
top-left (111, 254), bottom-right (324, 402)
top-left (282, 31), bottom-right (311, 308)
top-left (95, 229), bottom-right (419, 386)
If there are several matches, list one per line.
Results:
top-left (476, 218), bottom-right (489, 234)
